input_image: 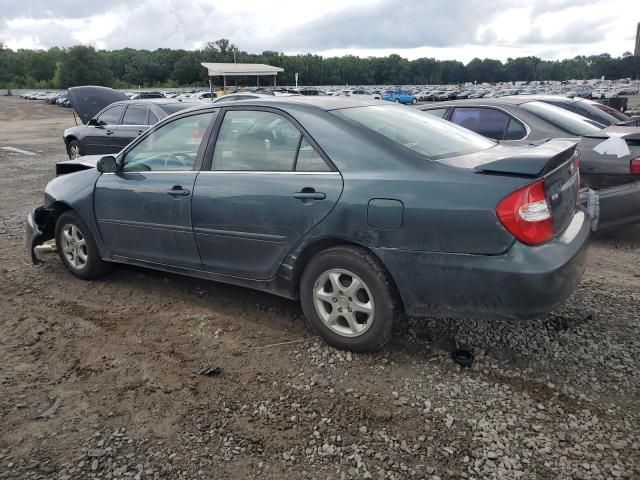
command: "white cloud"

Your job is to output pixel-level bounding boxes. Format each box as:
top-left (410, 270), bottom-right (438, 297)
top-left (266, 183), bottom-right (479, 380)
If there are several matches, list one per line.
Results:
top-left (1, 0), bottom-right (638, 61)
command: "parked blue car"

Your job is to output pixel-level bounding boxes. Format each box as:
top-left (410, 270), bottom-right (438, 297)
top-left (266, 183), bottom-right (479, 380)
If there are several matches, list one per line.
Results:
top-left (382, 90), bottom-right (417, 104)
top-left (26, 96), bottom-right (590, 352)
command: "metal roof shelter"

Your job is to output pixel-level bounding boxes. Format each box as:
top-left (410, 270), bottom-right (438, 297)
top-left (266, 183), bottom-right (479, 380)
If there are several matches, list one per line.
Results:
top-left (201, 63), bottom-right (285, 96)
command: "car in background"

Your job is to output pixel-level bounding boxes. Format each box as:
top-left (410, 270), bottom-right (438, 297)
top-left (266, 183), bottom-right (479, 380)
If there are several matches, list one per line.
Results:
top-left (299, 88), bottom-right (327, 96)
top-left (129, 91), bottom-right (165, 100)
top-left (416, 90), bottom-right (434, 101)
top-left (524, 95), bottom-right (638, 128)
top-left (63, 86), bottom-right (198, 159)
top-left (188, 91), bottom-right (214, 102)
top-left (28, 96), bottom-right (590, 352)
top-left (350, 89), bottom-right (381, 100)
top-left (419, 97), bottom-right (640, 230)
top-left (591, 88), bottom-right (616, 100)
top-left (382, 90), bottom-right (417, 104)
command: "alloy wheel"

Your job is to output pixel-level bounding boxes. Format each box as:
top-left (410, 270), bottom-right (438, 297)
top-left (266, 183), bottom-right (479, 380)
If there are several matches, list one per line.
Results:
top-left (61, 223), bottom-right (88, 270)
top-left (312, 269), bottom-right (375, 337)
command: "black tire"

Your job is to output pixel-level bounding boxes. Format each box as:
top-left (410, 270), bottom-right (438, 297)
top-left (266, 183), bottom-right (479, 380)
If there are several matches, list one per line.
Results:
top-left (55, 211), bottom-right (113, 280)
top-left (411, 98), bottom-right (417, 105)
top-left (67, 140), bottom-right (82, 159)
top-left (394, 98), bottom-right (400, 103)
top-left (300, 246), bottom-right (398, 353)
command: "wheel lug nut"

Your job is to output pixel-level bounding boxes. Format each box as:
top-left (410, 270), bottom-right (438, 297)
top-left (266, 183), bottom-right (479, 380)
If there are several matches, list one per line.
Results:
top-left (338, 307), bottom-right (343, 312)
top-left (348, 308), bottom-right (352, 312)
top-left (332, 297), bottom-right (337, 302)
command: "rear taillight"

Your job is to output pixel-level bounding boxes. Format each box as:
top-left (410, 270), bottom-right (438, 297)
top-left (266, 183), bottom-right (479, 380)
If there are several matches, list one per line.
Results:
top-left (631, 157), bottom-right (640, 175)
top-left (497, 180), bottom-right (554, 246)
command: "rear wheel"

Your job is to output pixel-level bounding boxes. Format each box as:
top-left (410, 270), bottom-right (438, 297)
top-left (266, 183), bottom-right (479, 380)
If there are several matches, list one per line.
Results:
top-left (67, 140), bottom-right (82, 159)
top-left (394, 98), bottom-right (400, 103)
top-left (55, 211), bottom-right (113, 280)
top-left (411, 98), bottom-right (417, 104)
top-left (300, 246), bottom-right (398, 352)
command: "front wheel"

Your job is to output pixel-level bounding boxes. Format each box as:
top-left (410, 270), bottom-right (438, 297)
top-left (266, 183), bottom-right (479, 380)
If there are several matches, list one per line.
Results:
top-left (411, 98), bottom-right (417, 104)
top-left (394, 98), bottom-right (400, 103)
top-left (55, 211), bottom-right (113, 280)
top-left (300, 246), bottom-right (398, 352)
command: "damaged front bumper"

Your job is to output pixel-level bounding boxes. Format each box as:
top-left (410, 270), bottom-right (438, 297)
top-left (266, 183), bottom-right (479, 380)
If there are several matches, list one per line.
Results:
top-left (25, 207), bottom-right (55, 264)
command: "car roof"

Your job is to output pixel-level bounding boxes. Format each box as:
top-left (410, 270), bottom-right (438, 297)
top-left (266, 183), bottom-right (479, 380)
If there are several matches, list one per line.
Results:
top-left (200, 96), bottom-right (383, 111)
top-left (421, 97), bottom-right (534, 108)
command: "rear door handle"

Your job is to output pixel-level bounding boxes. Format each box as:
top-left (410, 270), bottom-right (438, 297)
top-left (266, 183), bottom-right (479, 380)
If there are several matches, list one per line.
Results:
top-left (293, 191), bottom-right (326, 200)
top-left (105, 130), bottom-right (114, 136)
top-left (166, 186), bottom-right (190, 197)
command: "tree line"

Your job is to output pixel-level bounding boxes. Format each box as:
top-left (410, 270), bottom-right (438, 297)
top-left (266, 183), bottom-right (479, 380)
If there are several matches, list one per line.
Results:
top-left (1, 38), bottom-right (639, 89)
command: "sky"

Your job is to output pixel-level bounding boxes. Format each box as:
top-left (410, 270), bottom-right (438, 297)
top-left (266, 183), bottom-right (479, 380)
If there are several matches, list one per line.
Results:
top-left (1, 0), bottom-right (639, 63)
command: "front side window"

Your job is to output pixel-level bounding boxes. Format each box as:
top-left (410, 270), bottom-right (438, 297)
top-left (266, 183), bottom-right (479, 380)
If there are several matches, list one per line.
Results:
top-left (123, 112), bottom-right (215, 172)
top-left (451, 107), bottom-right (513, 140)
top-left (122, 105), bottom-right (148, 125)
top-left (213, 110), bottom-right (301, 171)
top-left (334, 105), bottom-right (494, 159)
top-left (96, 105), bottom-right (125, 126)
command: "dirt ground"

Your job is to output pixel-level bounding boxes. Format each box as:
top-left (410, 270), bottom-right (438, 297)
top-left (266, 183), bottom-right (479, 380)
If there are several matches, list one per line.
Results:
top-left (0, 95), bottom-right (639, 480)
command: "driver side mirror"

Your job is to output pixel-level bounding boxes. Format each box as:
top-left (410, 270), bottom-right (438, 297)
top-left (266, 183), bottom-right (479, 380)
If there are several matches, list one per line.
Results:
top-left (96, 156), bottom-right (118, 173)
top-left (88, 118), bottom-right (98, 126)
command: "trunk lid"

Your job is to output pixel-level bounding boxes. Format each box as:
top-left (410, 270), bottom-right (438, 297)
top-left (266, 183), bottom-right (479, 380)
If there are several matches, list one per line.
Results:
top-left (68, 86), bottom-right (129, 125)
top-left (439, 139), bottom-right (581, 237)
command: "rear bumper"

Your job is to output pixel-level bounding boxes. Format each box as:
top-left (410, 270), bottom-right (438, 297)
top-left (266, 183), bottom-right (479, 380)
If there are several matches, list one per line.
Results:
top-left (378, 209), bottom-right (591, 319)
top-left (596, 181), bottom-right (640, 230)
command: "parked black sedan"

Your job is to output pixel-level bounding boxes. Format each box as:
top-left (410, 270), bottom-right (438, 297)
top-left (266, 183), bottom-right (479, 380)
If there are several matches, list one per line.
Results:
top-left (64, 86), bottom-right (197, 159)
top-left (420, 97), bottom-right (640, 230)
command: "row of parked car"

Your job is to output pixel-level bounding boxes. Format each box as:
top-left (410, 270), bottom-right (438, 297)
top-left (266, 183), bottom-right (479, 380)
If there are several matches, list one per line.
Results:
top-left (25, 85), bottom-right (639, 352)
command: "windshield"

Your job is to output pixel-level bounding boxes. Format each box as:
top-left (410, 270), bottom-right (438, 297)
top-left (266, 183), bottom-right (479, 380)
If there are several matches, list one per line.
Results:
top-left (520, 101), bottom-right (602, 136)
top-left (334, 105), bottom-right (495, 159)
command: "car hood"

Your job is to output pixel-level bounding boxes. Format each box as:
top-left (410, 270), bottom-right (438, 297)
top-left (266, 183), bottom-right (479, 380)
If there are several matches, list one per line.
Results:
top-left (68, 86), bottom-right (128, 124)
top-left (56, 155), bottom-right (104, 176)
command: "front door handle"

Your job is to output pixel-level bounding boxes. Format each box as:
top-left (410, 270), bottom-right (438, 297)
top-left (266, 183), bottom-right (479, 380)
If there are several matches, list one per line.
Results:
top-left (166, 186), bottom-right (190, 197)
top-left (293, 190), bottom-right (326, 200)
top-left (105, 130), bottom-right (114, 136)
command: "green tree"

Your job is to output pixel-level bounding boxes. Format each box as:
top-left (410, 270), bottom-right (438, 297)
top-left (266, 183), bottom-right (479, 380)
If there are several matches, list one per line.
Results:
top-left (58, 46), bottom-right (112, 87)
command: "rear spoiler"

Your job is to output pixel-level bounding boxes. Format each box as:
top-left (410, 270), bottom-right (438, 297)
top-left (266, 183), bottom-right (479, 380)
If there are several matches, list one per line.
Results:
top-left (583, 126), bottom-right (640, 141)
top-left (474, 139), bottom-right (578, 177)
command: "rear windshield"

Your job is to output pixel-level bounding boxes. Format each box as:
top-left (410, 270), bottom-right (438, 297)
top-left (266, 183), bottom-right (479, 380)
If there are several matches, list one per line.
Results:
top-left (333, 105), bottom-right (494, 159)
top-left (520, 101), bottom-right (602, 136)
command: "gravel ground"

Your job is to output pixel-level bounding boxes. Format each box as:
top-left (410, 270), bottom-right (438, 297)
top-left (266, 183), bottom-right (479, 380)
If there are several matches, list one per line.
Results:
top-left (0, 96), bottom-right (639, 480)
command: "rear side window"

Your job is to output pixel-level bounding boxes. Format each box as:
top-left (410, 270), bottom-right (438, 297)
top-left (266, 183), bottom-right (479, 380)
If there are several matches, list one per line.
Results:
top-left (451, 107), bottom-right (516, 140)
top-left (122, 105), bottom-right (148, 125)
top-left (296, 138), bottom-right (330, 172)
top-left (424, 108), bottom-right (447, 118)
top-left (148, 111), bottom-right (159, 124)
top-left (504, 118), bottom-right (527, 140)
top-left (96, 105), bottom-right (125, 126)
top-left (213, 110), bottom-right (301, 171)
